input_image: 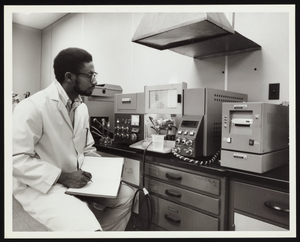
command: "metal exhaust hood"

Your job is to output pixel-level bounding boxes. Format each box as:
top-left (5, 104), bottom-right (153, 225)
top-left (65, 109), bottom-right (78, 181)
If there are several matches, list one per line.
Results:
top-left (132, 13), bottom-right (261, 60)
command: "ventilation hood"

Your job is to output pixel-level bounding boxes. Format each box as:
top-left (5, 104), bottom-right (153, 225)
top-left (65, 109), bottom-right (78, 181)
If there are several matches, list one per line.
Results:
top-left (132, 13), bottom-right (261, 60)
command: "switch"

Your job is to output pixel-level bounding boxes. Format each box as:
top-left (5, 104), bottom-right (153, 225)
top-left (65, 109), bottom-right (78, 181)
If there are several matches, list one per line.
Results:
top-left (249, 139), bottom-right (254, 146)
top-left (269, 83), bottom-right (280, 100)
top-left (226, 137), bottom-right (231, 143)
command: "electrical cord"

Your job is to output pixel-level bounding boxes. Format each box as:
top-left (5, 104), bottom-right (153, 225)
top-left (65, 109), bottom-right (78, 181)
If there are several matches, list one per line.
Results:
top-left (172, 148), bottom-right (220, 166)
top-left (130, 141), bottom-right (153, 231)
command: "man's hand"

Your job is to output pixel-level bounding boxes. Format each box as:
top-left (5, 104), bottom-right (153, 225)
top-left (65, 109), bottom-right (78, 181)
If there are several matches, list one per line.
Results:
top-left (57, 170), bottom-right (92, 188)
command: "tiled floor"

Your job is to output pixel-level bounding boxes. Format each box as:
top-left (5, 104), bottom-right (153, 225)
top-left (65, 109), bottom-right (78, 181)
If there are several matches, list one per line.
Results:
top-left (12, 196), bottom-right (49, 231)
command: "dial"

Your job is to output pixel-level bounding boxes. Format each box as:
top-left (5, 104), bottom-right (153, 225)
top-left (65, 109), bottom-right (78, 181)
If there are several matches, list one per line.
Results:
top-left (130, 133), bottom-right (138, 142)
top-left (185, 148), bottom-right (193, 155)
top-left (186, 140), bottom-right (193, 146)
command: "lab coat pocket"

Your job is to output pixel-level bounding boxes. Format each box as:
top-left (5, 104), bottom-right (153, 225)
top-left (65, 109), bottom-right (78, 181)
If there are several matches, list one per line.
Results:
top-left (74, 128), bottom-right (88, 154)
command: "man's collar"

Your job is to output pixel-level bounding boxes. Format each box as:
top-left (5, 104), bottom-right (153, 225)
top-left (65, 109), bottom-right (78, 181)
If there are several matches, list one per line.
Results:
top-left (55, 80), bottom-right (82, 105)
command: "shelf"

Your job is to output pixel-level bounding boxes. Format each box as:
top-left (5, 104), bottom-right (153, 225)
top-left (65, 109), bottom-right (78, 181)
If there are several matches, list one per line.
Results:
top-left (169, 31), bottom-right (261, 60)
top-left (132, 13), bottom-right (261, 60)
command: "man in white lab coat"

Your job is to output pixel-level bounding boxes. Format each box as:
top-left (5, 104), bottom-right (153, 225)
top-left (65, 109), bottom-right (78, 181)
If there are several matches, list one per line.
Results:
top-left (12, 47), bottom-right (134, 231)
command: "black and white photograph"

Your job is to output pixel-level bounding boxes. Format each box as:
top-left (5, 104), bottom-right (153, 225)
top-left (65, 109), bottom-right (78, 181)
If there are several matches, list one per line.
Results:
top-left (4, 4), bottom-right (296, 239)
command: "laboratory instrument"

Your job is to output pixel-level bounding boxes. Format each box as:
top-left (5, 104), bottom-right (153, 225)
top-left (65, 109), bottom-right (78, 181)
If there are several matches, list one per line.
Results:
top-left (113, 92), bottom-right (145, 144)
top-left (173, 87), bottom-right (248, 165)
top-left (220, 102), bottom-right (289, 173)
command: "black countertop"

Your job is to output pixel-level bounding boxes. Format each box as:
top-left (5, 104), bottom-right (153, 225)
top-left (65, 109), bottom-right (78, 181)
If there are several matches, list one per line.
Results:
top-left (95, 143), bottom-right (289, 193)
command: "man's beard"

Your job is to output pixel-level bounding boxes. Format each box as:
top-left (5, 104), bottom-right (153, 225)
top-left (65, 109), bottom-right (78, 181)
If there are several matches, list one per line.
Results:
top-left (73, 82), bottom-right (94, 96)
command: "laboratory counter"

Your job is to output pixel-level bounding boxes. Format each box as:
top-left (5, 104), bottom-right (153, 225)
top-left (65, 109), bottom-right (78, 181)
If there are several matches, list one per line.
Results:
top-left (95, 143), bottom-right (289, 193)
top-left (95, 143), bottom-right (290, 231)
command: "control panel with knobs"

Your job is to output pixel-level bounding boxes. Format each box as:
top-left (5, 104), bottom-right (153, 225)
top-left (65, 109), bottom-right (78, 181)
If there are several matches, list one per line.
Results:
top-left (114, 113), bottom-right (144, 144)
top-left (175, 130), bottom-right (199, 158)
top-left (174, 115), bottom-right (204, 158)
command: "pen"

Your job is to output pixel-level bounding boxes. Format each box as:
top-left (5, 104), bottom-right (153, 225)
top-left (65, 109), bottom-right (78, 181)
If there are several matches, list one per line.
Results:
top-left (79, 168), bottom-right (93, 183)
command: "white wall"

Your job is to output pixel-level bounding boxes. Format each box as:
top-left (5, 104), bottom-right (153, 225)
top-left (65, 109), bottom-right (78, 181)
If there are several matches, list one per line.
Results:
top-left (228, 13), bottom-right (289, 103)
top-left (41, 13), bottom-right (84, 89)
top-left (39, 12), bottom-right (290, 104)
top-left (83, 13), bottom-right (133, 88)
top-left (13, 23), bottom-right (42, 101)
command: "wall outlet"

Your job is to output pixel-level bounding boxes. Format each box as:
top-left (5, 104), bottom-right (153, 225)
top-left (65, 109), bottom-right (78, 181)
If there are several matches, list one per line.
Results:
top-left (269, 83), bottom-right (280, 100)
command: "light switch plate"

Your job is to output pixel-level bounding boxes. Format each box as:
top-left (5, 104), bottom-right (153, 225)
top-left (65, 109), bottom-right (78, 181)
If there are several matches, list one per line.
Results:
top-left (269, 83), bottom-right (280, 100)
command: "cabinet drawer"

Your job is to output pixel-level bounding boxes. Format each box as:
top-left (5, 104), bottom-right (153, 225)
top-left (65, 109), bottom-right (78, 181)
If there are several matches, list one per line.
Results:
top-left (140, 195), bottom-right (219, 231)
top-left (234, 182), bottom-right (289, 227)
top-left (234, 212), bottom-right (288, 231)
top-left (145, 177), bottom-right (220, 215)
top-left (145, 163), bottom-right (220, 195)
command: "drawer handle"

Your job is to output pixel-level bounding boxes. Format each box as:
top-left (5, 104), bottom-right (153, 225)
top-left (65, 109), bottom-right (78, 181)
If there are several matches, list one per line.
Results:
top-left (264, 201), bottom-right (289, 214)
top-left (164, 214), bottom-right (181, 223)
top-left (165, 189), bottom-right (182, 198)
top-left (166, 173), bottom-right (182, 180)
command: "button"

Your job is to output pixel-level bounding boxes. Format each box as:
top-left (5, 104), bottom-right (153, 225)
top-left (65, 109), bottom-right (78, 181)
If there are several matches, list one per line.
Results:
top-left (249, 139), bottom-right (254, 146)
top-left (226, 137), bottom-right (231, 143)
top-left (189, 131), bottom-right (195, 136)
top-left (178, 130), bottom-right (183, 135)
top-left (184, 130), bottom-right (189, 135)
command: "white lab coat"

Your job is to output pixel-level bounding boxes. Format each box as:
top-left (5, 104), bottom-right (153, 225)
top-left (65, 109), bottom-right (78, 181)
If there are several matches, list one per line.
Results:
top-left (12, 81), bottom-right (102, 231)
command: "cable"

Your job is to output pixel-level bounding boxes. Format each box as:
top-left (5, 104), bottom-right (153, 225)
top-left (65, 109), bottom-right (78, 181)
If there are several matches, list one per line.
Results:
top-left (130, 141), bottom-right (153, 231)
top-left (172, 148), bottom-right (220, 166)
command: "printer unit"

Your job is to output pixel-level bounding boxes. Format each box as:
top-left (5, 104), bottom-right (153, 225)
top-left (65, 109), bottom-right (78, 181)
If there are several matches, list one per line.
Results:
top-left (220, 102), bottom-right (289, 173)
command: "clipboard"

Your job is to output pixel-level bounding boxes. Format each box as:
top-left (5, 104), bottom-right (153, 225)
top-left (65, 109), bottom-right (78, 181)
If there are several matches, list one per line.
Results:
top-left (65, 157), bottom-right (124, 198)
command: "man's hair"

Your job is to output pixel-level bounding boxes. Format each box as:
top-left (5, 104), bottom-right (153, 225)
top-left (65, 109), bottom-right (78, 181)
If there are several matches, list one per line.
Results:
top-left (53, 47), bottom-right (93, 83)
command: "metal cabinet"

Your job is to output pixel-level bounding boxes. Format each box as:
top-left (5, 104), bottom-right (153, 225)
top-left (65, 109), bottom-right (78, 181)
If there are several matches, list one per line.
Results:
top-left (139, 163), bottom-right (228, 231)
top-left (140, 194), bottom-right (219, 231)
top-left (229, 180), bottom-right (289, 231)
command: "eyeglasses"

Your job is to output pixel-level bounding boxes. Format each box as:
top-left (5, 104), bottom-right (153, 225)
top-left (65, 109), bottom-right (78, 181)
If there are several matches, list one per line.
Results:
top-left (74, 72), bottom-right (98, 83)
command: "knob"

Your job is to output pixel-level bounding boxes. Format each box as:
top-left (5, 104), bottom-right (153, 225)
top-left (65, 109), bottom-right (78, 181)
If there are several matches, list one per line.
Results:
top-left (125, 126), bottom-right (129, 131)
top-left (174, 147), bottom-right (181, 153)
top-left (185, 148), bottom-right (193, 155)
top-left (130, 133), bottom-right (137, 142)
top-left (181, 139), bottom-right (186, 145)
top-left (121, 133), bottom-right (127, 138)
top-left (175, 138), bottom-right (181, 144)
top-left (186, 140), bottom-right (193, 146)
